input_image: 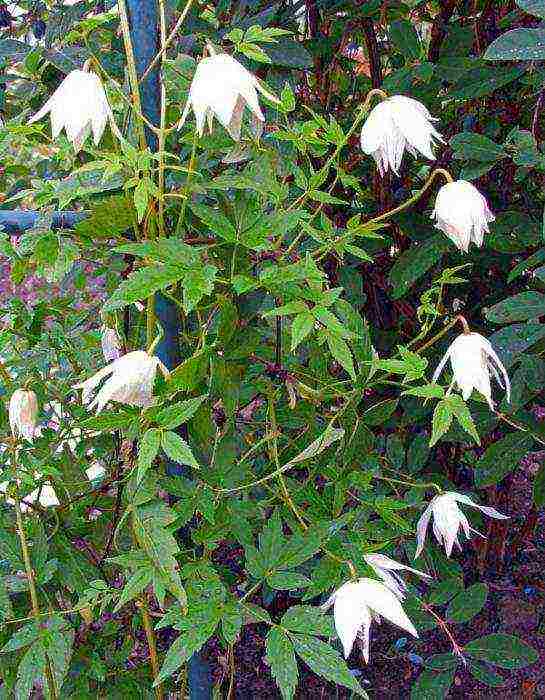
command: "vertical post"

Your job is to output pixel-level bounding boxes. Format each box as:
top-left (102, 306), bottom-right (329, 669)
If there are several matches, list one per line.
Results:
top-left (125, 1), bottom-right (212, 697)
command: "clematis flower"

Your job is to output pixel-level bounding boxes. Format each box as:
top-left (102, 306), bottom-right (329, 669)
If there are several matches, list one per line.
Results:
top-left (364, 553), bottom-right (431, 600)
top-left (75, 350), bottom-right (168, 414)
top-left (86, 462), bottom-right (106, 481)
top-left (9, 389), bottom-right (38, 442)
top-left (0, 478), bottom-right (59, 511)
top-left (360, 95), bottom-right (442, 175)
top-left (432, 180), bottom-right (495, 252)
top-left (433, 331), bottom-right (510, 409)
top-left (28, 69), bottom-right (115, 151)
top-left (178, 52), bottom-right (279, 141)
top-left (322, 578), bottom-right (418, 662)
top-left (415, 492), bottom-right (508, 559)
top-left (101, 325), bottom-right (122, 362)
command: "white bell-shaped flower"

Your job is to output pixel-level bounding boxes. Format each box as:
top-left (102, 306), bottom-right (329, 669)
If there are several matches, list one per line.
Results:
top-left (178, 52), bottom-right (278, 141)
top-left (360, 95), bottom-right (442, 175)
top-left (101, 325), bottom-right (122, 362)
top-left (321, 578), bottom-right (418, 662)
top-left (0, 478), bottom-right (59, 511)
top-left (364, 553), bottom-right (431, 600)
top-left (432, 180), bottom-right (494, 252)
top-left (9, 389), bottom-right (38, 442)
top-left (415, 491), bottom-right (508, 559)
top-left (433, 331), bottom-right (510, 409)
top-left (86, 462), bottom-right (106, 481)
top-left (28, 69), bottom-right (115, 151)
top-left (75, 350), bottom-right (168, 414)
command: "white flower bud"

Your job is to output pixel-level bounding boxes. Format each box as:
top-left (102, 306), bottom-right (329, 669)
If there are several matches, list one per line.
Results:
top-left (178, 53), bottom-right (279, 141)
top-left (363, 553), bottom-right (431, 600)
top-left (28, 69), bottom-right (115, 152)
top-left (432, 180), bottom-right (495, 252)
top-left (360, 95), bottom-right (443, 175)
top-left (9, 389), bottom-right (38, 442)
top-left (101, 325), bottom-right (122, 362)
top-left (415, 491), bottom-right (508, 559)
top-left (433, 331), bottom-right (510, 409)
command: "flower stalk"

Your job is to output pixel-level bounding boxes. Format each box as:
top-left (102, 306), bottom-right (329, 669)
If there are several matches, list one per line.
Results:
top-left (10, 447), bottom-right (58, 699)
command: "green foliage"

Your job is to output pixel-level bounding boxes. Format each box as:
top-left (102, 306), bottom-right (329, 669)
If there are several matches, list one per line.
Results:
top-left (0, 1), bottom-right (542, 698)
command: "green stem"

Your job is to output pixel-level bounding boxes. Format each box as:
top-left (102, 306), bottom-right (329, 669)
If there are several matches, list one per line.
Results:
top-left (366, 167), bottom-right (454, 227)
top-left (117, 0), bottom-right (148, 150)
top-left (11, 451), bottom-right (58, 699)
top-left (139, 0), bottom-right (196, 84)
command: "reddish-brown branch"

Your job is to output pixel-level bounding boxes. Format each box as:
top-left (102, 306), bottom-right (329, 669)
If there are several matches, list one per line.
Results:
top-left (428, 1), bottom-right (459, 62)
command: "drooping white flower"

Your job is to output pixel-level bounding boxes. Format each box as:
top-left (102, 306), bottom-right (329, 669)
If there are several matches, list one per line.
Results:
top-left (178, 53), bottom-right (279, 141)
top-left (9, 389), bottom-right (38, 442)
top-left (433, 332), bottom-right (510, 409)
top-left (28, 69), bottom-right (115, 151)
top-left (415, 492), bottom-right (508, 559)
top-left (75, 350), bottom-right (168, 414)
top-left (86, 462), bottom-right (106, 481)
top-left (101, 325), bottom-right (122, 362)
top-left (364, 553), bottom-right (431, 600)
top-left (360, 95), bottom-right (443, 175)
top-left (322, 578), bottom-right (418, 662)
top-left (432, 180), bottom-right (495, 252)
top-left (0, 479), bottom-right (59, 511)
top-left (28, 483), bottom-right (60, 510)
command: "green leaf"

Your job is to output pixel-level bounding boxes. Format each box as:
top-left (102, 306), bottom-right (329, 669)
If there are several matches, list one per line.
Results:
top-left (326, 333), bottom-right (356, 380)
top-left (450, 132), bottom-right (505, 162)
top-left (485, 292), bottom-right (545, 323)
top-left (475, 432), bottom-right (534, 487)
top-left (162, 431), bottom-right (200, 469)
top-left (446, 583), bottom-right (488, 623)
top-left (465, 634), bottom-right (538, 669)
top-left (151, 396), bottom-right (207, 429)
top-left (45, 622), bottom-right (75, 693)
top-left (114, 568), bottom-right (154, 612)
top-left (363, 399), bottom-right (398, 426)
top-left (190, 202), bottom-right (236, 242)
top-left (292, 635), bottom-right (366, 697)
top-left (104, 264), bottom-right (185, 312)
top-left (430, 399), bottom-right (453, 447)
top-left (168, 349), bottom-right (210, 393)
top-left (403, 384), bottom-right (445, 399)
top-left (389, 19), bottom-right (421, 59)
top-left (467, 659), bottom-right (505, 687)
top-left (281, 606), bottom-right (334, 637)
top-left (15, 640), bottom-right (46, 700)
top-left (445, 395), bottom-right (480, 445)
top-left (0, 577), bottom-right (14, 622)
top-left (259, 511), bottom-right (284, 570)
top-left (411, 668), bottom-right (455, 699)
top-left (388, 236), bottom-right (450, 300)
top-left (533, 463), bottom-right (545, 506)
top-left (1, 623), bottom-right (39, 653)
top-left (137, 428), bottom-right (161, 485)
top-left (182, 265), bottom-right (217, 313)
top-left (155, 625), bottom-right (216, 685)
top-left (73, 194), bottom-right (135, 240)
top-left (79, 409), bottom-right (138, 431)
top-left (489, 323), bottom-right (545, 369)
top-left (484, 27), bottom-right (545, 61)
top-left (518, 0), bottom-right (545, 18)
top-left (265, 628), bottom-right (298, 700)
top-left (267, 571), bottom-right (311, 590)
top-left (291, 312), bottom-right (315, 351)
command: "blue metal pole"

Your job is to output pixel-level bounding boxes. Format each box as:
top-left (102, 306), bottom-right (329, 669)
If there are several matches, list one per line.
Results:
top-left (126, 2), bottom-right (213, 697)
top-left (0, 210), bottom-right (85, 233)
